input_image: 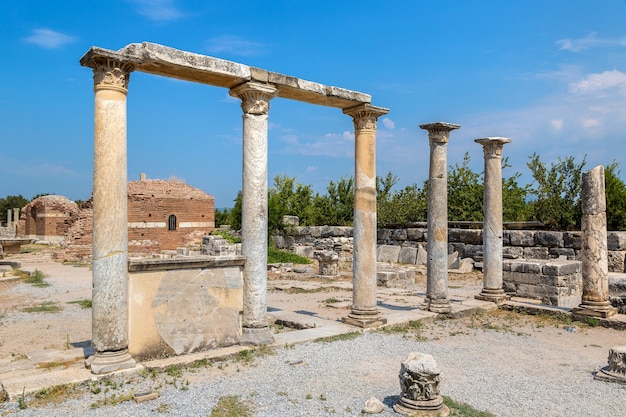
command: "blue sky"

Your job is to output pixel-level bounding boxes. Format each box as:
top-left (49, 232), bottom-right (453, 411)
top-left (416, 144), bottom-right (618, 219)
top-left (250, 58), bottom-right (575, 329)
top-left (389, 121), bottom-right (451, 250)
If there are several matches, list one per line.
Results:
top-left (2, 1), bottom-right (626, 209)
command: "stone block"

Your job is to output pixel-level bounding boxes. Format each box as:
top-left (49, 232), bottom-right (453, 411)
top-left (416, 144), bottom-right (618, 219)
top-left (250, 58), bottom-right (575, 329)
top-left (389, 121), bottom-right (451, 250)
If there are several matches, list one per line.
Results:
top-left (406, 228), bottom-right (424, 241)
top-left (503, 246), bottom-right (523, 259)
top-left (449, 242), bottom-right (466, 258)
top-left (447, 229), bottom-right (460, 242)
top-left (391, 228), bottom-right (408, 241)
top-left (508, 230), bottom-right (535, 246)
top-left (508, 261), bottom-right (541, 274)
top-left (398, 247), bottom-right (417, 265)
top-left (447, 251), bottom-right (459, 268)
top-left (416, 245), bottom-right (427, 265)
top-left (609, 274), bottom-right (626, 296)
top-left (377, 245), bottom-right (400, 263)
top-left (523, 247), bottom-right (549, 259)
top-left (542, 260), bottom-right (581, 276)
top-left (458, 229), bottom-right (482, 244)
top-left (294, 246), bottom-right (314, 258)
top-left (563, 232), bottom-right (582, 249)
top-left (502, 231), bottom-right (510, 246)
top-left (548, 248), bottom-right (576, 260)
top-left (309, 227), bottom-right (322, 238)
top-left (377, 270), bottom-right (396, 287)
top-left (377, 228), bottom-right (392, 242)
top-left (608, 251), bottom-right (626, 273)
top-left (272, 235), bottom-right (286, 249)
top-left (464, 244), bottom-right (483, 259)
top-left (535, 231), bottom-right (563, 248)
top-left (607, 232), bottom-right (626, 251)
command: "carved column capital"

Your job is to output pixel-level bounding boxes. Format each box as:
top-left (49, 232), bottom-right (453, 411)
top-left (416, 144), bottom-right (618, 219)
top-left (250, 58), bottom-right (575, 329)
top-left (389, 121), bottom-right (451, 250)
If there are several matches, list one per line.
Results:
top-left (229, 82), bottom-right (277, 115)
top-left (475, 137), bottom-right (512, 159)
top-left (343, 104), bottom-right (389, 131)
top-left (85, 57), bottom-right (134, 94)
top-left (420, 122), bottom-right (461, 144)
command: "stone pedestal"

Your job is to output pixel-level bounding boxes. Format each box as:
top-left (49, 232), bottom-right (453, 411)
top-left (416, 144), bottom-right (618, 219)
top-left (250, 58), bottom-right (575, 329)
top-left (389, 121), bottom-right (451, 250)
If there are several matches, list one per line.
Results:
top-left (230, 82), bottom-right (277, 345)
top-left (82, 56), bottom-right (136, 374)
top-left (342, 104), bottom-right (389, 328)
top-left (595, 346), bottom-right (626, 384)
top-left (574, 165), bottom-right (617, 319)
top-left (394, 352), bottom-right (449, 417)
top-left (475, 137), bottom-right (511, 304)
top-left (420, 122), bottom-right (460, 314)
top-left (314, 250), bottom-right (339, 277)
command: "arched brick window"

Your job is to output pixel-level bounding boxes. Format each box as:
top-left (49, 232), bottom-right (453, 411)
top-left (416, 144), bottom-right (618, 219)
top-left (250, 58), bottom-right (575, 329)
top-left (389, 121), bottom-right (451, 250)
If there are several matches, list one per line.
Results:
top-left (168, 214), bottom-right (177, 231)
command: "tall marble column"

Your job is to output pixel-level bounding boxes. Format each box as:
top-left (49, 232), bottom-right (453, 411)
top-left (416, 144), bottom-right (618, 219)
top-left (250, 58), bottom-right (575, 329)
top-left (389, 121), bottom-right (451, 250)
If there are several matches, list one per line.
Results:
top-left (342, 104), bottom-right (389, 328)
top-left (475, 137), bottom-right (511, 304)
top-left (6, 209), bottom-right (11, 230)
top-left (12, 208), bottom-right (19, 232)
top-left (420, 122), bottom-right (460, 313)
top-left (82, 57), bottom-right (136, 373)
top-left (229, 82), bottom-right (277, 345)
top-left (574, 165), bottom-right (617, 318)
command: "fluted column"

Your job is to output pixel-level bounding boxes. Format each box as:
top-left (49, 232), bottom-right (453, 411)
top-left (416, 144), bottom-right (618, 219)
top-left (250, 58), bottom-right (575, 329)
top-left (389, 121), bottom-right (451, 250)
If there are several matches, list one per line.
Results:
top-left (475, 137), bottom-right (511, 304)
top-left (574, 165), bottom-right (617, 318)
top-left (83, 57), bottom-right (136, 374)
top-left (342, 104), bottom-right (389, 328)
top-left (229, 82), bottom-right (277, 345)
top-left (420, 122), bottom-right (460, 314)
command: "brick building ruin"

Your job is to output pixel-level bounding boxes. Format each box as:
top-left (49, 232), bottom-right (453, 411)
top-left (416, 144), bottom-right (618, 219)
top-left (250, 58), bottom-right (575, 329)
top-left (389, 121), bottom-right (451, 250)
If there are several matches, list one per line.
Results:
top-left (19, 195), bottom-right (79, 243)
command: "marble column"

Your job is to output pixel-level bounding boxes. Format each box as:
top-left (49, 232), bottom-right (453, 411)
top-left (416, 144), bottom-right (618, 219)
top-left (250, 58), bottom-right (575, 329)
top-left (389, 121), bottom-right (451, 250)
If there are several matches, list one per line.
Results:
top-left (574, 165), bottom-right (617, 318)
top-left (475, 137), bottom-right (511, 304)
top-left (229, 82), bottom-right (277, 345)
top-left (12, 208), bottom-right (19, 232)
top-left (83, 57), bottom-right (136, 374)
top-left (420, 122), bottom-right (460, 313)
top-left (342, 104), bottom-right (389, 328)
top-left (6, 209), bottom-right (11, 229)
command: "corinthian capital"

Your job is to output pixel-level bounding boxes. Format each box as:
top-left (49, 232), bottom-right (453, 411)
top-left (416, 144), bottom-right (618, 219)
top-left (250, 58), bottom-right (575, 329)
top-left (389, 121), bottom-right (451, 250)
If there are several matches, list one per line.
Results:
top-left (343, 104), bottom-right (389, 131)
top-left (230, 82), bottom-right (277, 115)
top-left (419, 122), bottom-right (461, 144)
top-left (90, 58), bottom-right (134, 93)
top-left (475, 137), bottom-right (512, 158)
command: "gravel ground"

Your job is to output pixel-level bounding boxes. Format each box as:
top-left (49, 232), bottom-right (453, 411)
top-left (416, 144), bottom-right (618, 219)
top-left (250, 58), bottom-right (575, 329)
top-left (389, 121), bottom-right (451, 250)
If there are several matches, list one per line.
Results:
top-left (2, 314), bottom-right (626, 417)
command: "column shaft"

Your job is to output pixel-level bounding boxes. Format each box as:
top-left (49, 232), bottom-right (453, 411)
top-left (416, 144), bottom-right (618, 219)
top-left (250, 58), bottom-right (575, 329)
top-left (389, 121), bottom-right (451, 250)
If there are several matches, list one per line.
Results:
top-left (84, 58), bottom-right (136, 373)
top-left (420, 122), bottom-right (460, 314)
top-left (342, 104), bottom-right (388, 328)
top-left (475, 138), bottom-right (510, 303)
top-left (230, 82), bottom-right (277, 345)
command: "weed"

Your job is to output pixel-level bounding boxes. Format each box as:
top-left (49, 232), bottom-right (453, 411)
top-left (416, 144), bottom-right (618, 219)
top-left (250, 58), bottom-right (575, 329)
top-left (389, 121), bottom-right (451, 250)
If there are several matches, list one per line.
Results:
top-left (321, 297), bottom-right (342, 304)
top-left (18, 388), bottom-right (27, 410)
top-left (319, 394), bottom-right (327, 401)
top-left (155, 402), bottom-right (172, 413)
top-left (90, 391), bottom-right (134, 409)
top-left (165, 366), bottom-right (183, 379)
top-left (37, 359), bottom-right (80, 370)
top-left (585, 317), bottom-right (600, 327)
top-left (211, 230), bottom-right (242, 243)
top-left (277, 391), bottom-right (288, 396)
top-left (323, 405), bottom-right (336, 413)
top-left (379, 320), bottom-right (427, 340)
top-left (22, 301), bottom-right (62, 313)
top-left (444, 396), bottom-right (495, 416)
top-left (67, 299), bottom-right (92, 309)
top-left (235, 349), bottom-right (254, 363)
top-left (305, 393), bottom-right (313, 400)
top-left (21, 269), bottom-right (50, 287)
top-left (314, 331), bottom-right (362, 343)
top-left (209, 395), bottom-right (253, 417)
top-left (29, 384), bottom-right (81, 408)
top-left (138, 367), bottom-right (159, 380)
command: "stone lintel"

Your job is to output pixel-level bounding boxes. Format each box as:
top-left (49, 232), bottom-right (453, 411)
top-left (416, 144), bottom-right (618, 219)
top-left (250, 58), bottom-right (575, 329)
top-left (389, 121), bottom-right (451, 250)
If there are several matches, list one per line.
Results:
top-left (81, 42), bottom-right (371, 108)
top-left (128, 255), bottom-right (246, 272)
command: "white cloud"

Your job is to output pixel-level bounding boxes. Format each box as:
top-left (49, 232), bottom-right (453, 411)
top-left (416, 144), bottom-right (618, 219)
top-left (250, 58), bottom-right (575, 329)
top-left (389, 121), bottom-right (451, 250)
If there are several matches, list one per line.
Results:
top-left (569, 70), bottom-right (626, 96)
top-left (557, 32), bottom-right (626, 52)
top-left (382, 117), bottom-right (395, 130)
top-left (305, 166), bottom-right (318, 173)
top-left (205, 35), bottom-right (267, 57)
top-left (23, 29), bottom-right (75, 49)
top-left (129, 0), bottom-right (184, 21)
top-left (550, 119), bottom-right (564, 131)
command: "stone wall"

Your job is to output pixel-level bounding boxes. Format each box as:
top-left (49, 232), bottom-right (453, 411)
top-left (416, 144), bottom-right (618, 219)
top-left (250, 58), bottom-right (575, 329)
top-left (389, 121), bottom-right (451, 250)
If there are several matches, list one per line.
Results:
top-left (276, 226), bottom-right (626, 273)
top-left (20, 195), bottom-right (79, 243)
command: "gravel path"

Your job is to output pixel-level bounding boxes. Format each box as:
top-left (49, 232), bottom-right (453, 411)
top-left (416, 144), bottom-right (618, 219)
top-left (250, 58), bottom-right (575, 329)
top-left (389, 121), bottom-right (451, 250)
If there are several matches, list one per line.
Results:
top-left (2, 314), bottom-right (626, 417)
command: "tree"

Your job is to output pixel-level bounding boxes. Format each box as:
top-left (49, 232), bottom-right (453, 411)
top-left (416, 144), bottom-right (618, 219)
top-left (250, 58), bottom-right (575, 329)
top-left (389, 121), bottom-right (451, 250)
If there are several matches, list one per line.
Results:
top-left (447, 152), bottom-right (483, 222)
top-left (0, 195), bottom-right (29, 224)
top-left (268, 175), bottom-right (315, 230)
top-left (526, 153), bottom-right (586, 230)
top-left (310, 176), bottom-right (354, 226)
top-left (502, 158), bottom-right (530, 222)
top-left (605, 162), bottom-right (626, 231)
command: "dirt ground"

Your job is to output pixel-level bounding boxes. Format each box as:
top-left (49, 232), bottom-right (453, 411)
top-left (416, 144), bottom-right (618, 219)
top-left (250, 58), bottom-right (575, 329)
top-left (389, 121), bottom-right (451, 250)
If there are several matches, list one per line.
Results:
top-left (1, 245), bottom-right (625, 370)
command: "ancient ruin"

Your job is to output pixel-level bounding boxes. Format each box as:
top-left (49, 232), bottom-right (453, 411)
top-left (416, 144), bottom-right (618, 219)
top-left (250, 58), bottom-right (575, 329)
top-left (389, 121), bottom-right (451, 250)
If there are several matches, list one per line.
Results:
top-left (394, 352), bottom-right (449, 417)
top-left (80, 42), bottom-right (387, 372)
top-left (20, 195), bottom-right (79, 243)
top-left (595, 346), bottom-right (626, 384)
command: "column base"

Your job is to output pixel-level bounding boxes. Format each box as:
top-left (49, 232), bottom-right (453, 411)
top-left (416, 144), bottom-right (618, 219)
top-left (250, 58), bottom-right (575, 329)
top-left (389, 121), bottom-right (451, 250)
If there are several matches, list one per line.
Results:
top-left (573, 301), bottom-right (617, 319)
top-left (423, 298), bottom-right (451, 314)
top-left (241, 326), bottom-right (274, 346)
top-left (475, 288), bottom-right (509, 304)
top-left (393, 396), bottom-right (450, 417)
top-left (342, 308), bottom-right (387, 328)
top-left (594, 346), bottom-right (626, 384)
top-left (86, 349), bottom-right (136, 375)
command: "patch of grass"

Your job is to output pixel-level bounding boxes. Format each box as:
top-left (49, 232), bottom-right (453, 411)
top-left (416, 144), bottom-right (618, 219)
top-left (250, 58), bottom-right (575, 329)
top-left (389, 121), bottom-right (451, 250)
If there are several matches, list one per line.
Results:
top-left (321, 297), bottom-right (342, 304)
top-left (444, 396), bottom-right (495, 416)
top-left (155, 402), bottom-right (172, 413)
top-left (62, 260), bottom-right (91, 268)
top-left (165, 365), bottom-right (183, 379)
top-left (379, 320), bottom-right (427, 341)
top-left (211, 230), bottom-right (241, 243)
top-left (67, 299), bottom-right (92, 309)
top-left (585, 317), bottom-right (600, 327)
top-left (210, 395), bottom-right (253, 417)
top-left (28, 384), bottom-right (81, 408)
top-left (37, 359), bottom-right (80, 370)
top-left (22, 301), bottom-right (62, 313)
top-left (20, 269), bottom-right (50, 287)
top-left (267, 248), bottom-right (311, 264)
top-left (314, 331), bottom-right (362, 343)
top-left (90, 391), bottom-right (134, 409)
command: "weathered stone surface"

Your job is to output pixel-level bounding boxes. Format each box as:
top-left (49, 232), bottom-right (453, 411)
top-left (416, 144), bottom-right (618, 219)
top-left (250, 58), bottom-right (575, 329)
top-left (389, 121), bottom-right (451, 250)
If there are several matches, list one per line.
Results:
top-left (314, 250), bottom-right (339, 276)
top-left (608, 251), bottom-right (625, 273)
top-left (377, 245), bottom-right (401, 263)
top-left (595, 346), bottom-right (626, 384)
top-left (362, 397), bottom-right (385, 414)
top-left (416, 244), bottom-right (427, 266)
top-left (607, 232), bottom-right (626, 251)
top-left (394, 352), bottom-right (448, 417)
top-left (582, 165), bottom-right (606, 215)
top-left (503, 246), bottom-right (523, 259)
top-left (398, 247), bottom-right (417, 265)
top-left (508, 230), bottom-right (535, 246)
top-left (548, 248), bottom-right (576, 260)
top-left (294, 246), bottom-right (314, 258)
top-left (523, 247), bottom-right (549, 259)
top-left (407, 228), bottom-right (426, 241)
top-left (459, 229), bottom-right (482, 245)
top-left (377, 228), bottom-right (392, 242)
top-left (543, 260), bottom-right (581, 276)
top-left (535, 231), bottom-right (563, 248)
top-left (563, 231), bottom-right (582, 249)
top-left (391, 228), bottom-right (408, 241)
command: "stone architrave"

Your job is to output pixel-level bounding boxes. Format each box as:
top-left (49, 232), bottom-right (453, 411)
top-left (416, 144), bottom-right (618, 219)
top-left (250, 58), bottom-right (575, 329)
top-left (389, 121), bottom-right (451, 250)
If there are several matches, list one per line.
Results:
top-left (342, 104), bottom-right (389, 328)
top-left (229, 82), bottom-right (277, 345)
top-left (475, 137), bottom-right (511, 304)
top-left (394, 352), bottom-right (449, 417)
top-left (595, 346), bottom-right (626, 384)
top-left (420, 122), bottom-right (460, 313)
top-left (82, 56), bottom-right (136, 374)
top-left (574, 165), bottom-right (617, 319)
